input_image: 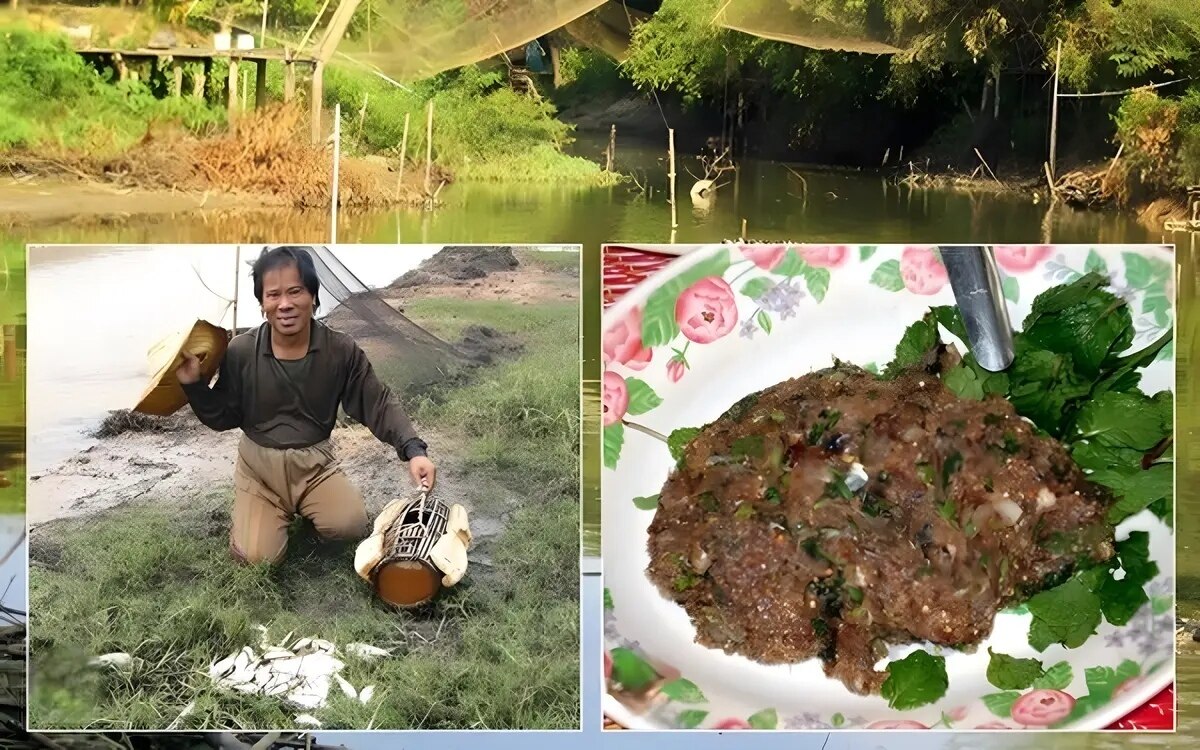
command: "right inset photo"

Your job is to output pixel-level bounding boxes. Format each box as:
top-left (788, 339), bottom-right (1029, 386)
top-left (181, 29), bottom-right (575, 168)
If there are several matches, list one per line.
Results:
top-left (601, 243), bottom-right (1176, 731)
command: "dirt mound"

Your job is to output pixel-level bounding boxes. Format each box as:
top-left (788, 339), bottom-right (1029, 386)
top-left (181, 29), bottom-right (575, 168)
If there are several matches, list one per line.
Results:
top-left (91, 409), bottom-right (196, 438)
top-left (391, 246), bottom-right (520, 288)
top-left (456, 325), bottom-right (525, 364)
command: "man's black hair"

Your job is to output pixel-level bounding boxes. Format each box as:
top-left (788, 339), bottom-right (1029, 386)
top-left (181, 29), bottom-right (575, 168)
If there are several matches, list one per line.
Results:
top-left (252, 246), bottom-right (321, 310)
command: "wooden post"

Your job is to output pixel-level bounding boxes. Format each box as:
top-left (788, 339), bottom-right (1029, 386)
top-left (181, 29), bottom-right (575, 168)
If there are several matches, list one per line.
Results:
top-left (1049, 38), bottom-right (1062, 181)
top-left (549, 38), bottom-right (561, 87)
top-left (113, 52), bottom-right (128, 81)
top-left (283, 51), bottom-right (295, 103)
top-left (232, 245), bottom-right (241, 331)
top-left (227, 56), bottom-right (240, 122)
top-left (311, 61), bottom-right (324, 144)
top-left (172, 59), bottom-right (183, 97)
top-left (668, 128), bottom-right (678, 230)
top-left (331, 102), bottom-right (341, 243)
top-left (255, 58), bottom-right (268, 108)
top-left (397, 111), bottom-right (410, 184)
top-left (200, 57), bottom-right (212, 101)
top-left (260, 0), bottom-right (269, 47)
top-left (424, 99), bottom-right (434, 198)
top-left (606, 124), bottom-right (615, 172)
top-left (3, 327), bottom-right (14, 381)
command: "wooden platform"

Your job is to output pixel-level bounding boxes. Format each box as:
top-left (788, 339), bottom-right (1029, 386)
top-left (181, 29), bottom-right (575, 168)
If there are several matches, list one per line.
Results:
top-left (78, 45), bottom-right (317, 64)
top-left (75, 45), bottom-right (328, 143)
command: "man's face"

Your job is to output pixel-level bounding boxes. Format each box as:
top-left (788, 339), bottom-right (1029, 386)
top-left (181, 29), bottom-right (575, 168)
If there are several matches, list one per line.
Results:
top-left (261, 263), bottom-right (314, 338)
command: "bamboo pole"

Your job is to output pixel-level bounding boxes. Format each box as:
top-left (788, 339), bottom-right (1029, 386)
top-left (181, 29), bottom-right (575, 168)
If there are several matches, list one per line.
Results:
top-left (668, 128), bottom-right (678, 230)
top-left (424, 99), bottom-right (434, 199)
top-left (606, 124), bottom-right (616, 172)
top-left (260, 0), bottom-right (269, 47)
top-left (331, 102), bottom-right (341, 244)
top-left (227, 56), bottom-right (239, 122)
top-left (1049, 39), bottom-right (1062, 181)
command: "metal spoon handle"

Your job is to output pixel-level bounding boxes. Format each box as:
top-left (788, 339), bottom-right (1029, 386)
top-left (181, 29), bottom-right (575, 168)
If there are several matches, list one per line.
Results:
top-left (939, 246), bottom-right (1014, 372)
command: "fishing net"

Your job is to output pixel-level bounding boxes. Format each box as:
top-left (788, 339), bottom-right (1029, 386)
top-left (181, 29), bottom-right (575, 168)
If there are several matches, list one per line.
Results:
top-left (713, 0), bottom-right (914, 54)
top-left (561, 1), bottom-right (651, 62)
top-left (271, 245), bottom-right (474, 395)
top-left (332, 0), bottom-right (611, 82)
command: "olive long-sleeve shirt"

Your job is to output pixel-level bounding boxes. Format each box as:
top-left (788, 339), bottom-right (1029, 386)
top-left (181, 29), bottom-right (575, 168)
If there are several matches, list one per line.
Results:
top-left (181, 320), bottom-right (427, 461)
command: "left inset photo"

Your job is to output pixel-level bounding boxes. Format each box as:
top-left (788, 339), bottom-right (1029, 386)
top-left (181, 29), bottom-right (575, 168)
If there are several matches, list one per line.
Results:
top-left (0, 240), bottom-right (26, 729)
top-left (26, 243), bottom-right (582, 731)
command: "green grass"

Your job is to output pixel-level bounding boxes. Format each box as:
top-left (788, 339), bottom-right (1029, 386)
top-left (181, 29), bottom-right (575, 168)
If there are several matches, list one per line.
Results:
top-left (28, 295), bottom-right (580, 730)
top-left (513, 248), bottom-right (581, 274)
top-left (403, 297), bottom-right (580, 500)
top-left (0, 24), bottom-right (226, 157)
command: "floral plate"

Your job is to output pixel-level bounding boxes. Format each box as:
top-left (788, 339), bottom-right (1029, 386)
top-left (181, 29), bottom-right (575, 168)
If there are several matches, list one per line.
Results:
top-left (600, 244), bottom-right (1175, 731)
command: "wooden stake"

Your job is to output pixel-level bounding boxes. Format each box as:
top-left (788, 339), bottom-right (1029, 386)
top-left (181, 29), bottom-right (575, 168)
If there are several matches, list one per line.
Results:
top-left (311, 61), bottom-right (324, 145)
top-left (260, 0), bottom-right (269, 47)
top-left (227, 56), bottom-right (240, 122)
top-left (1049, 38), bottom-right (1062, 181)
top-left (668, 128), bottom-right (678, 230)
top-left (741, 218), bottom-right (747, 238)
top-left (284, 56), bottom-right (295, 102)
top-left (395, 111), bottom-right (410, 198)
top-left (606, 124), bottom-right (615, 172)
top-left (331, 101), bottom-right (341, 243)
top-left (424, 99), bottom-right (434, 199)
top-left (973, 147), bottom-right (1003, 186)
top-left (881, 147), bottom-right (890, 166)
top-left (255, 59), bottom-right (267, 108)
top-left (171, 59), bottom-right (183, 97)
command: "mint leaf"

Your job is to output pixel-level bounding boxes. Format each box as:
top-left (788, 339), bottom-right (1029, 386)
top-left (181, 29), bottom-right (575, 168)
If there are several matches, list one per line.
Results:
top-left (986, 648), bottom-right (1045, 690)
top-left (660, 678), bottom-right (707, 703)
top-left (880, 650), bottom-right (948, 710)
top-left (624, 378), bottom-right (663, 416)
top-left (1022, 277), bottom-right (1133, 377)
top-left (944, 365), bottom-right (983, 400)
top-left (633, 494), bottom-right (659, 510)
top-left (1026, 576), bottom-right (1103, 651)
top-left (667, 427), bottom-right (701, 462)
top-left (1097, 463), bottom-right (1172, 524)
top-left (1115, 531), bottom-right (1157, 587)
top-left (931, 305), bottom-right (969, 342)
top-left (1032, 661), bottom-right (1074, 690)
top-left (610, 647), bottom-right (658, 691)
top-left (885, 312), bottom-right (939, 378)
top-left (870, 259), bottom-right (904, 291)
top-left (1097, 576), bottom-right (1149, 626)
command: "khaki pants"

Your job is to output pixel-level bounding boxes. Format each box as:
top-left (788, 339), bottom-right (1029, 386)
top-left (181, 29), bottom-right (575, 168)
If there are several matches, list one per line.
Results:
top-left (230, 434), bottom-right (369, 565)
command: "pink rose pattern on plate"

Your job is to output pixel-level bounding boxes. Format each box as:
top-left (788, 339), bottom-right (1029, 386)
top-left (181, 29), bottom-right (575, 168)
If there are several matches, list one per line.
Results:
top-left (602, 245), bottom-right (1173, 731)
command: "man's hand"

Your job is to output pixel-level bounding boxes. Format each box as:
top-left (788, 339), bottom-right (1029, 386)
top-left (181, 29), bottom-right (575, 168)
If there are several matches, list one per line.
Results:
top-left (176, 351), bottom-right (202, 385)
top-left (410, 456), bottom-right (436, 491)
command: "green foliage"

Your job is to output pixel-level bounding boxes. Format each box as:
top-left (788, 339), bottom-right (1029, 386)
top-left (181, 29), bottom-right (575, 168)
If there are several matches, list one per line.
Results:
top-left (1114, 86), bottom-right (1200, 189)
top-left (0, 26), bottom-right (224, 155)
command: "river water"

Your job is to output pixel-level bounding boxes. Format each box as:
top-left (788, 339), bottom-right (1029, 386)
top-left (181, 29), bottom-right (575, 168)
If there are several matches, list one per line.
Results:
top-left (6, 135), bottom-right (1197, 739)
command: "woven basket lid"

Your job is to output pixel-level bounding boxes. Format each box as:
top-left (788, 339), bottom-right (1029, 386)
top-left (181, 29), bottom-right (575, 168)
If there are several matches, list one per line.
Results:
top-left (133, 319), bottom-right (229, 416)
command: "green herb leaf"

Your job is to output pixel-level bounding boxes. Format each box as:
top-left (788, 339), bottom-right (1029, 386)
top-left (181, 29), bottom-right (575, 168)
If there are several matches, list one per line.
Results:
top-left (732, 435), bottom-right (764, 458)
top-left (1026, 576), bottom-right (1103, 651)
top-left (1096, 463), bottom-right (1173, 524)
top-left (1074, 391), bottom-right (1170, 450)
top-left (734, 503), bottom-right (755, 520)
top-left (880, 650), bottom-right (949, 710)
top-left (986, 648), bottom-right (1045, 690)
top-left (885, 312), bottom-right (940, 377)
top-left (609, 647), bottom-right (658, 691)
top-left (943, 364), bottom-right (984, 400)
top-left (633, 494), bottom-right (660, 511)
top-left (1022, 274), bottom-right (1134, 377)
top-left (667, 427), bottom-right (701, 462)
top-left (660, 678), bottom-right (707, 703)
